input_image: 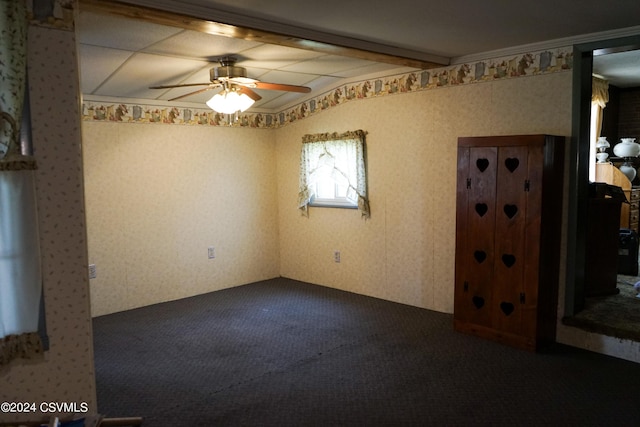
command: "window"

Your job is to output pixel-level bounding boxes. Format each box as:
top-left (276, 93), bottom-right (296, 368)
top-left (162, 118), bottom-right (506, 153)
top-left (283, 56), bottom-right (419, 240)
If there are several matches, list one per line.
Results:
top-left (0, 113), bottom-right (44, 366)
top-left (0, 1), bottom-right (46, 366)
top-left (298, 130), bottom-right (370, 218)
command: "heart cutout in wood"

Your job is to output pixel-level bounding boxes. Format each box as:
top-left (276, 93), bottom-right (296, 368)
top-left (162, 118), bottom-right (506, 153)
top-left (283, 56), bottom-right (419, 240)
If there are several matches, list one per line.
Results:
top-left (475, 203), bottom-right (488, 217)
top-left (476, 158), bottom-right (489, 172)
top-left (472, 296), bottom-right (485, 309)
top-left (502, 254), bottom-right (516, 268)
top-left (505, 157), bottom-right (520, 172)
top-left (473, 250), bottom-right (487, 263)
top-left (503, 204), bottom-right (518, 219)
top-left (500, 302), bottom-right (515, 316)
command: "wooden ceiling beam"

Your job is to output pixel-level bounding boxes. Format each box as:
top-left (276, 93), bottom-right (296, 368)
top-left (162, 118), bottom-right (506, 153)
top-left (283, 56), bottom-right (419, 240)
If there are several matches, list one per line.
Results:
top-left (79, 0), bottom-right (448, 70)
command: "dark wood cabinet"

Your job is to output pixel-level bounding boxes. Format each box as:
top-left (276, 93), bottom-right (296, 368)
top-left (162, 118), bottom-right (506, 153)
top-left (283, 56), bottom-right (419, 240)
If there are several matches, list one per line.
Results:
top-left (594, 163), bottom-right (639, 234)
top-left (584, 198), bottom-right (622, 297)
top-left (454, 135), bottom-right (565, 351)
top-left (628, 188), bottom-right (640, 234)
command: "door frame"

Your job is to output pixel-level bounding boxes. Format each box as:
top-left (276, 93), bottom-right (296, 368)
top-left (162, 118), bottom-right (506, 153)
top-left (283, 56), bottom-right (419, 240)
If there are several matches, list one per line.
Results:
top-left (565, 34), bottom-right (640, 317)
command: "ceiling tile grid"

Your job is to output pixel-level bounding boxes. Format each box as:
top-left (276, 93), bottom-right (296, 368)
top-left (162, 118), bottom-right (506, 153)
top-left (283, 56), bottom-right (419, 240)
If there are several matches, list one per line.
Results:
top-left (77, 1), bottom-right (640, 112)
top-left (76, 9), bottom-right (412, 111)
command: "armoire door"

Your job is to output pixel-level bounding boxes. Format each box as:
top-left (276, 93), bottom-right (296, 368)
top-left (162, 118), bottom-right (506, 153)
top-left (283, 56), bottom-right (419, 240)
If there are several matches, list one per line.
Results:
top-left (492, 144), bottom-right (530, 337)
top-left (454, 146), bottom-right (498, 330)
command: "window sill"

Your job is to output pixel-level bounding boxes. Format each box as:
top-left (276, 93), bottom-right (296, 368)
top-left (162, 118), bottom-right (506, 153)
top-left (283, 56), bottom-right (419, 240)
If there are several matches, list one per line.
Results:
top-left (309, 198), bottom-right (358, 209)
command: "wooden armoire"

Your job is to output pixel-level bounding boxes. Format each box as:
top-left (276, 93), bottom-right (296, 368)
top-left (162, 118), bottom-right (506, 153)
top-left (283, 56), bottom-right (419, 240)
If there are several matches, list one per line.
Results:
top-left (454, 135), bottom-right (565, 351)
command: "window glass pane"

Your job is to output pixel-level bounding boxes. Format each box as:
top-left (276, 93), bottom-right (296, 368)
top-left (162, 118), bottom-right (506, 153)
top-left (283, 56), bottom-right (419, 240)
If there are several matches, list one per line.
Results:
top-left (336, 182), bottom-right (349, 198)
top-left (316, 179), bottom-right (335, 198)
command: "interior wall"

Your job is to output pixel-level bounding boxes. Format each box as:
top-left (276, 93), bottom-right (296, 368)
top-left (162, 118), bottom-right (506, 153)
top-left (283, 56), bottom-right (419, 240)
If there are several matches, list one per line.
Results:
top-left (275, 72), bottom-right (572, 313)
top-left (83, 122), bottom-right (280, 316)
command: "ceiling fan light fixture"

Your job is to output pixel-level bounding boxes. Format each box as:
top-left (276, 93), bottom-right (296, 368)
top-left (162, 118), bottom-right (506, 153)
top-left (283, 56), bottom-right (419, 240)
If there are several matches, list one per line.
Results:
top-left (206, 89), bottom-right (255, 114)
top-left (151, 55), bottom-right (309, 104)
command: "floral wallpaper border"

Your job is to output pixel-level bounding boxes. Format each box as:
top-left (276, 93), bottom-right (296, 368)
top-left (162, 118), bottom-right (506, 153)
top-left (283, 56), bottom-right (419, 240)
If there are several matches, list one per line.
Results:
top-left (81, 50), bottom-right (573, 129)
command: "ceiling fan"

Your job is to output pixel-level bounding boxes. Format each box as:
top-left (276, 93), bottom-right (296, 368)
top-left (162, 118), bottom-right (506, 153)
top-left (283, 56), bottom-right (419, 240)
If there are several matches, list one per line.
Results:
top-left (149, 56), bottom-right (311, 112)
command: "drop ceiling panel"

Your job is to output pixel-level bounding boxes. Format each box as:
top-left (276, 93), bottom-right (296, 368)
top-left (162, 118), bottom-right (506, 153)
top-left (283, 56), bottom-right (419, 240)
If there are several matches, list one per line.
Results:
top-left (79, 45), bottom-right (135, 94)
top-left (281, 55), bottom-right (387, 76)
top-left (156, 85), bottom-right (216, 104)
top-left (142, 30), bottom-right (260, 60)
top-left (258, 91), bottom-right (308, 110)
top-left (245, 69), bottom-right (318, 86)
top-left (77, 11), bottom-right (183, 51)
top-left (252, 91), bottom-right (288, 108)
top-left (150, 67), bottom-right (214, 102)
top-left (304, 75), bottom-right (346, 91)
top-left (95, 53), bottom-right (211, 99)
top-left (237, 44), bottom-right (326, 67)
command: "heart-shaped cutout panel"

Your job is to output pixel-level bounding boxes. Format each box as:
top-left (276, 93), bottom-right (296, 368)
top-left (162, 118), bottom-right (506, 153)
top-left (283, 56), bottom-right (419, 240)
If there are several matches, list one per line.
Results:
top-left (505, 157), bottom-right (520, 173)
top-left (475, 203), bottom-right (488, 217)
top-left (473, 250), bottom-right (487, 263)
top-left (500, 302), bottom-right (515, 316)
top-left (472, 296), bottom-right (485, 309)
top-left (502, 254), bottom-right (516, 268)
top-left (476, 158), bottom-right (489, 172)
top-left (503, 204), bottom-right (518, 219)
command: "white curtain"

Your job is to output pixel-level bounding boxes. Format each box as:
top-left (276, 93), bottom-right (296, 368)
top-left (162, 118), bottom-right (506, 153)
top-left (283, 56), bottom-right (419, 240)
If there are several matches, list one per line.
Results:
top-left (298, 130), bottom-right (370, 218)
top-left (589, 76), bottom-right (609, 181)
top-left (0, 0), bottom-right (43, 365)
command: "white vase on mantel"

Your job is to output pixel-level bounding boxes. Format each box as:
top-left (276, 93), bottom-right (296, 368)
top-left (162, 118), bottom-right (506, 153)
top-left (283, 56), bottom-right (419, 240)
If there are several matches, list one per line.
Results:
top-left (613, 137), bottom-right (640, 158)
top-left (619, 162), bottom-right (637, 182)
top-left (596, 136), bottom-right (610, 163)
top-left (613, 138), bottom-right (640, 182)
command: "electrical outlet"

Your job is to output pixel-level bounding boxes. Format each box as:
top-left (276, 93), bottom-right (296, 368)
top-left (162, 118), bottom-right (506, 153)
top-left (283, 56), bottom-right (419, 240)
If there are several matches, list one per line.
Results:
top-left (88, 264), bottom-right (97, 279)
top-left (208, 247), bottom-right (215, 259)
top-left (334, 250), bottom-right (341, 263)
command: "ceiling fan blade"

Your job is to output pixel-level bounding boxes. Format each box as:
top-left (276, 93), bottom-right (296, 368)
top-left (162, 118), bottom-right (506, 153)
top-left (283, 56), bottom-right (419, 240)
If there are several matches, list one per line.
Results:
top-left (150, 82), bottom-right (212, 89)
top-left (168, 86), bottom-right (218, 101)
top-left (253, 81), bottom-right (311, 93)
top-left (237, 86), bottom-right (262, 102)
top-left (228, 76), bottom-right (259, 85)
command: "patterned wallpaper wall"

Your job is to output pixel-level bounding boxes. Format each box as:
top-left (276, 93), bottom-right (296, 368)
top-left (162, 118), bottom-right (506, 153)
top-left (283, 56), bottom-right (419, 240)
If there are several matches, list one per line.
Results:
top-left (276, 72), bottom-right (573, 313)
top-left (83, 123), bottom-right (280, 316)
top-left (81, 47), bottom-right (574, 129)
